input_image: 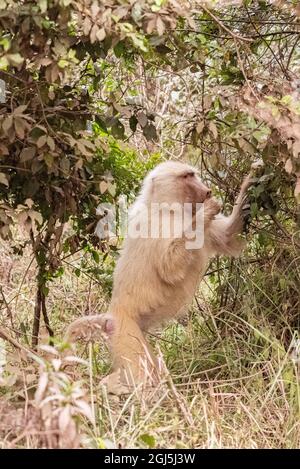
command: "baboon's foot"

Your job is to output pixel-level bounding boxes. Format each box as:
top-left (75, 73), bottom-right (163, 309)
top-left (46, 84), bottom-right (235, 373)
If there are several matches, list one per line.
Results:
top-left (64, 314), bottom-right (114, 343)
top-left (100, 367), bottom-right (164, 398)
top-left (100, 370), bottom-right (132, 396)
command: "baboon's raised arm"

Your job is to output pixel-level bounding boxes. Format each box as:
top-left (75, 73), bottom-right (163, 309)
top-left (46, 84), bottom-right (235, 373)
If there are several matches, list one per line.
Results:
top-left (207, 174), bottom-right (253, 257)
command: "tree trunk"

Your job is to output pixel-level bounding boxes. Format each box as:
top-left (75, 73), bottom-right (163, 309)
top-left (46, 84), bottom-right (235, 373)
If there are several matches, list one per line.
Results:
top-left (41, 291), bottom-right (54, 345)
top-left (32, 285), bottom-right (42, 349)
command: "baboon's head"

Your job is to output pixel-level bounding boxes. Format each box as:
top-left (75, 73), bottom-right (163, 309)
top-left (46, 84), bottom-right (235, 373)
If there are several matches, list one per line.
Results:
top-left (143, 161), bottom-right (211, 204)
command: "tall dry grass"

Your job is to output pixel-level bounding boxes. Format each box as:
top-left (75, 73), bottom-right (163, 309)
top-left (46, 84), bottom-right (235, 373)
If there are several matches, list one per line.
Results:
top-left (0, 238), bottom-right (299, 448)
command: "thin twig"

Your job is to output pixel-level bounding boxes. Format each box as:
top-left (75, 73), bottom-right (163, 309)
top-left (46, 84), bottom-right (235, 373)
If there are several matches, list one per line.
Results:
top-left (0, 285), bottom-right (15, 331)
top-left (234, 37), bottom-right (259, 100)
top-left (32, 286), bottom-right (42, 349)
top-left (0, 325), bottom-right (38, 358)
top-left (201, 5), bottom-right (253, 43)
top-left (41, 292), bottom-right (54, 344)
top-left (271, 215), bottom-right (300, 249)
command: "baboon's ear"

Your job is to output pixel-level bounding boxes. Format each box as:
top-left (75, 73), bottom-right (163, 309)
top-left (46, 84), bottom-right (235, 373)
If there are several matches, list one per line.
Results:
top-left (150, 176), bottom-right (156, 194)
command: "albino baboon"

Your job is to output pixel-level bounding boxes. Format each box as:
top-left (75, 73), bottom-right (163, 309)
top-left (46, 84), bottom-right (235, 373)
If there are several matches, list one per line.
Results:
top-left (66, 161), bottom-right (252, 394)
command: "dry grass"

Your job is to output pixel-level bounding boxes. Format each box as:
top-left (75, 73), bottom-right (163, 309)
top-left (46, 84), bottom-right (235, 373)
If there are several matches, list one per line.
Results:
top-left (0, 240), bottom-right (299, 449)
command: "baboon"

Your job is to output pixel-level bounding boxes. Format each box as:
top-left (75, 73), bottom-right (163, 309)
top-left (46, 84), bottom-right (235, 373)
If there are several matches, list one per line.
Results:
top-left (66, 161), bottom-right (252, 394)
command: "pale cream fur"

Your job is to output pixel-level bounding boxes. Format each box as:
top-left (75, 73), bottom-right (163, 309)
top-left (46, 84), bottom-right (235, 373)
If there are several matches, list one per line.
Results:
top-left (66, 161), bottom-right (252, 394)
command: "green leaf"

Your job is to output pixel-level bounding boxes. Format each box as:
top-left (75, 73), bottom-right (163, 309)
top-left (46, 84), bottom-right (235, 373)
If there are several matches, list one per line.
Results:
top-left (41, 285), bottom-right (49, 296)
top-left (75, 268), bottom-right (81, 277)
top-left (95, 116), bottom-right (108, 133)
top-left (0, 37), bottom-right (10, 52)
top-left (92, 250), bottom-right (100, 263)
top-left (114, 41), bottom-right (126, 58)
top-left (129, 115), bottom-right (138, 132)
top-left (108, 182), bottom-right (116, 197)
top-left (111, 120), bottom-right (125, 140)
top-left (0, 56), bottom-right (8, 69)
top-left (139, 433), bottom-right (156, 448)
top-left (6, 53), bottom-right (24, 66)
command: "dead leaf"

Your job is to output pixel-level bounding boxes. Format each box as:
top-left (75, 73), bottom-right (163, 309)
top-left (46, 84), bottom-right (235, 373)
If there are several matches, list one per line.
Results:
top-left (0, 172), bottom-right (9, 187)
top-left (28, 209), bottom-right (43, 226)
top-left (91, 1), bottom-right (100, 19)
top-left (13, 104), bottom-right (28, 115)
top-left (108, 182), bottom-right (116, 197)
top-left (47, 135), bottom-right (55, 151)
top-left (285, 158), bottom-right (293, 174)
top-left (2, 116), bottom-right (13, 133)
top-left (295, 176), bottom-right (300, 199)
top-left (156, 16), bottom-right (165, 36)
top-left (146, 18), bottom-right (156, 34)
top-left (99, 181), bottom-right (108, 194)
top-left (37, 135), bottom-right (47, 148)
top-left (0, 143), bottom-right (9, 155)
top-left (20, 147), bottom-right (36, 162)
top-left (196, 121), bottom-right (205, 134)
top-left (208, 121), bottom-right (218, 139)
top-left (14, 117), bottom-right (26, 139)
top-left (96, 28), bottom-right (106, 41)
top-left (74, 400), bottom-right (95, 423)
top-left (58, 405), bottom-right (72, 433)
top-left (35, 372), bottom-right (49, 405)
top-left (83, 17), bottom-right (92, 36)
top-left (137, 111), bottom-right (148, 128)
top-left (90, 24), bottom-right (98, 44)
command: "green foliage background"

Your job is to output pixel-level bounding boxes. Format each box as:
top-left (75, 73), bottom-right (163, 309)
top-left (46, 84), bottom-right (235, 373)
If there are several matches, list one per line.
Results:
top-left (0, 1), bottom-right (299, 436)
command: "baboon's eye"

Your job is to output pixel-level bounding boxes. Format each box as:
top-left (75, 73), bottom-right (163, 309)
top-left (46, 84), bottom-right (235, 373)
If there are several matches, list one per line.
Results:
top-left (182, 171), bottom-right (195, 178)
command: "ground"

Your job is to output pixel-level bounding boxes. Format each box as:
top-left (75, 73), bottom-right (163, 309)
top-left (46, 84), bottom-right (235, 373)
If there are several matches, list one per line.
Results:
top-left (0, 240), bottom-right (299, 449)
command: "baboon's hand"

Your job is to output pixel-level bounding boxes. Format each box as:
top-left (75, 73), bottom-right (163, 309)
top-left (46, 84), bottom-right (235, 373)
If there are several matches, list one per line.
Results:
top-left (100, 367), bottom-right (162, 396)
top-left (204, 197), bottom-right (222, 218)
top-left (242, 159), bottom-right (265, 193)
top-left (238, 159), bottom-right (265, 231)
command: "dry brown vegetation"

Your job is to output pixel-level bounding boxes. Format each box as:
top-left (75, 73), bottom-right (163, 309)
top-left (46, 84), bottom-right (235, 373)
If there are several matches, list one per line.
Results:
top-left (0, 237), bottom-right (299, 449)
top-left (1, 0), bottom-right (300, 449)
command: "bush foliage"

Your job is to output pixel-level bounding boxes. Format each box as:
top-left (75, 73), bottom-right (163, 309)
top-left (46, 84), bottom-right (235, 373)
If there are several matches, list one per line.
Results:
top-left (0, 0), bottom-right (299, 448)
